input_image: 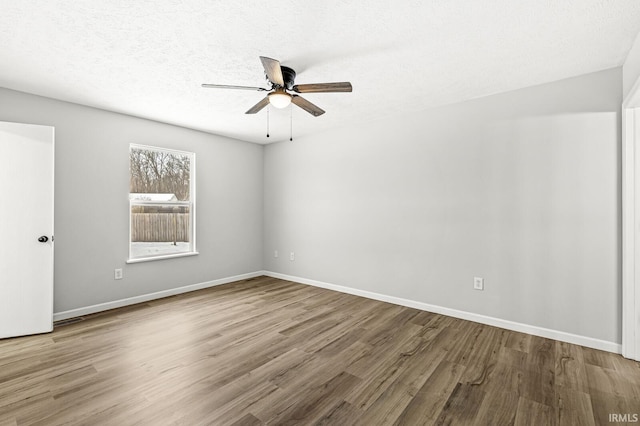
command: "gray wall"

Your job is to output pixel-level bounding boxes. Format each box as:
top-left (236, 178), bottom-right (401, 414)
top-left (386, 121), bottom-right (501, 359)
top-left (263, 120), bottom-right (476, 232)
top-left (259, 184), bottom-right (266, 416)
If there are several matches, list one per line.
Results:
top-left (264, 68), bottom-right (622, 343)
top-left (0, 87), bottom-right (263, 313)
top-left (0, 67), bottom-right (624, 344)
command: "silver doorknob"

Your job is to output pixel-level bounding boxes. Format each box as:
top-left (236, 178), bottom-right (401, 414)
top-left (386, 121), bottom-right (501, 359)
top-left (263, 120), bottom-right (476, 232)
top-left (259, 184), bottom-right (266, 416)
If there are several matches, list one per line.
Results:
top-left (38, 236), bottom-right (49, 243)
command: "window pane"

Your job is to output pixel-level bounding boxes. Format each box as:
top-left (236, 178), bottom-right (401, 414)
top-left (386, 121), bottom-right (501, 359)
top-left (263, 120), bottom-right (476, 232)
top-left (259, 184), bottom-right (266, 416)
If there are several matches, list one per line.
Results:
top-left (129, 144), bottom-right (195, 262)
top-left (130, 147), bottom-right (191, 201)
top-left (130, 205), bottom-right (191, 258)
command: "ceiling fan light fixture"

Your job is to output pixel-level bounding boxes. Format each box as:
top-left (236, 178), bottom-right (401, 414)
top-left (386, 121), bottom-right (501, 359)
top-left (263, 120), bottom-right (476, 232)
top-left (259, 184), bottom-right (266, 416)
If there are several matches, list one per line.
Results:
top-left (268, 91), bottom-right (292, 109)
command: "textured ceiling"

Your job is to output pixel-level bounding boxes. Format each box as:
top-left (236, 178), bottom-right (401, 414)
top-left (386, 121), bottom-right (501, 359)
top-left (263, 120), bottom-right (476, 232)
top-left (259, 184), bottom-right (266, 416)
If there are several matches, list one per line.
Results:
top-left (1, 1), bottom-right (640, 144)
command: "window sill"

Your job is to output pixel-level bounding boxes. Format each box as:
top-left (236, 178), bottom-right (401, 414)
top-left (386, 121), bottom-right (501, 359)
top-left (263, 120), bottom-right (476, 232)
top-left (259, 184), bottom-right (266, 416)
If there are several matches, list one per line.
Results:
top-left (127, 251), bottom-right (199, 264)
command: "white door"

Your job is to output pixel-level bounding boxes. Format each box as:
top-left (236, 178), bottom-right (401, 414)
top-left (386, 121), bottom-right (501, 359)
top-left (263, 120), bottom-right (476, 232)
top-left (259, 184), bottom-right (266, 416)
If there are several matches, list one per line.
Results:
top-left (0, 121), bottom-right (54, 339)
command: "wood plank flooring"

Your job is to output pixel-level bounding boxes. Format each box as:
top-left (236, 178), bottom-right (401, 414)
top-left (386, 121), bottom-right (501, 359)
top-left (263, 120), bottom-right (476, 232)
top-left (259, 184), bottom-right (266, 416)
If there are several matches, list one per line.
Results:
top-left (1, 276), bottom-right (639, 425)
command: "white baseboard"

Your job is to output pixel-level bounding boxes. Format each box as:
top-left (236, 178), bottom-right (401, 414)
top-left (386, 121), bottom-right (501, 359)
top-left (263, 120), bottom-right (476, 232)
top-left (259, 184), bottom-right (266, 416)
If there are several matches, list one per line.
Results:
top-left (264, 271), bottom-right (622, 354)
top-left (53, 271), bottom-right (264, 322)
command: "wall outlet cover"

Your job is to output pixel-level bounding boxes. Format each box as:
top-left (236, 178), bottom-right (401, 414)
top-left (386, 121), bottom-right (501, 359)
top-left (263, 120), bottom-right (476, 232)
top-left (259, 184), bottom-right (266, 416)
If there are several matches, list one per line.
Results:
top-left (474, 277), bottom-right (484, 290)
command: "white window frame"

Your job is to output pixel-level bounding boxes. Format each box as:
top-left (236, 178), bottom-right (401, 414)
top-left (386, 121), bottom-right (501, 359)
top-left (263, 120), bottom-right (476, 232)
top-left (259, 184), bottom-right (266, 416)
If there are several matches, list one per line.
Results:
top-left (127, 144), bottom-right (197, 263)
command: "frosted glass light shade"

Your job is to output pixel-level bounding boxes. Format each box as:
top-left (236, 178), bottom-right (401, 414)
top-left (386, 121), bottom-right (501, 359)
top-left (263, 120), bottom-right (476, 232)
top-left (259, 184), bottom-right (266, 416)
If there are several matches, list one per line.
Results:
top-left (268, 91), bottom-right (292, 108)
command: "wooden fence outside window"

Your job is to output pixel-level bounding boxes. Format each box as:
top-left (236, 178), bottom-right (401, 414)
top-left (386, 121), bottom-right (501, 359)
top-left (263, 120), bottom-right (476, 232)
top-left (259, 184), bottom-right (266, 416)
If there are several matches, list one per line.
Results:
top-left (131, 213), bottom-right (189, 242)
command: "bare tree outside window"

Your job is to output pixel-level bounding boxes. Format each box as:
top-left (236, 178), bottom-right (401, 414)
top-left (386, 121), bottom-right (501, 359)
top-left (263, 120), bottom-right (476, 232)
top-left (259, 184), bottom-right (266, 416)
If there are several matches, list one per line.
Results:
top-left (129, 145), bottom-right (196, 261)
top-left (130, 148), bottom-right (190, 200)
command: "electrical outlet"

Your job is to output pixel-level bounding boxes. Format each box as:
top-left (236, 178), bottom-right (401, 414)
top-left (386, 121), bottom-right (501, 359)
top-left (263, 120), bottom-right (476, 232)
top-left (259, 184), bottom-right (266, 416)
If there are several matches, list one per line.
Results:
top-left (114, 268), bottom-right (123, 280)
top-left (290, 252), bottom-right (295, 261)
top-left (474, 277), bottom-right (484, 290)
top-left (274, 250), bottom-right (278, 258)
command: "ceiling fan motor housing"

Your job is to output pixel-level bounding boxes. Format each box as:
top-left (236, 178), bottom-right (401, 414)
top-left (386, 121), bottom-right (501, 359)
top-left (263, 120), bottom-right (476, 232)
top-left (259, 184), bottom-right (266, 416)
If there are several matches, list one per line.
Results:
top-left (278, 66), bottom-right (296, 90)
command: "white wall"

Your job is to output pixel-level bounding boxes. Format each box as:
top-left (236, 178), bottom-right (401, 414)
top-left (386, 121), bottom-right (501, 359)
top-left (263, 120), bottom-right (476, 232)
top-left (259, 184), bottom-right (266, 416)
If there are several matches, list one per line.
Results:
top-left (0, 87), bottom-right (263, 313)
top-left (624, 33), bottom-right (640, 100)
top-left (264, 68), bottom-right (622, 344)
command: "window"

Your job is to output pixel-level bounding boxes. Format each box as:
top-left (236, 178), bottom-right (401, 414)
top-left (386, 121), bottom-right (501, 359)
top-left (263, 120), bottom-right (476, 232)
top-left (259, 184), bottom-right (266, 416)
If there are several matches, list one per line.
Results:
top-left (128, 144), bottom-right (196, 262)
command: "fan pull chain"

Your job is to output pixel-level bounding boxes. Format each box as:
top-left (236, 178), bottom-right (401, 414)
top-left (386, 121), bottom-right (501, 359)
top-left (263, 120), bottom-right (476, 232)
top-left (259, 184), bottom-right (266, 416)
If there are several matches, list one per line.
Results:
top-left (289, 105), bottom-right (293, 141)
top-left (266, 106), bottom-right (270, 138)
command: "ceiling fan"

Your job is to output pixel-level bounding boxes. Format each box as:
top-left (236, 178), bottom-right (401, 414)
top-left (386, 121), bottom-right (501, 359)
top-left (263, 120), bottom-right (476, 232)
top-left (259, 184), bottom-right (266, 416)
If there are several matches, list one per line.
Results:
top-left (202, 56), bottom-right (352, 117)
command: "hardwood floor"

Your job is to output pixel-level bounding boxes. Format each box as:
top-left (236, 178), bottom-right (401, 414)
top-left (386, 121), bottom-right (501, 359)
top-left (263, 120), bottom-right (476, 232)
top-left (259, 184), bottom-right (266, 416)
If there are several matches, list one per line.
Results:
top-left (1, 276), bottom-right (639, 425)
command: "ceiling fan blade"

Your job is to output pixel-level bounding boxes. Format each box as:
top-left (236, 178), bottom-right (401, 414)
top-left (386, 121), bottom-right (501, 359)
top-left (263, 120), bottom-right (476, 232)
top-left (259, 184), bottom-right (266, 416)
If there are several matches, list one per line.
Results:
top-left (292, 82), bottom-right (353, 93)
top-left (245, 96), bottom-right (270, 114)
top-left (291, 95), bottom-right (325, 117)
top-left (259, 56), bottom-right (285, 87)
top-left (202, 84), bottom-right (268, 91)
